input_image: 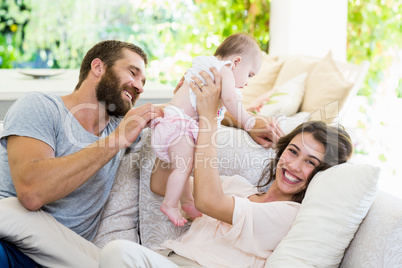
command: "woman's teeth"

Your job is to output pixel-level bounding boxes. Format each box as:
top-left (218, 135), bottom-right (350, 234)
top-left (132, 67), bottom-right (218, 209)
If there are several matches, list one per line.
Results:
top-left (284, 171), bottom-right (300, 183)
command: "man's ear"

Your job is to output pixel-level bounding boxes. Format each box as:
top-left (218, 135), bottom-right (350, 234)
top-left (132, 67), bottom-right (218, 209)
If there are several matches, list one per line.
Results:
top-left (232, 56), bottom-right (242, 70)
top-left (91, 58), bottom-right (104, 77)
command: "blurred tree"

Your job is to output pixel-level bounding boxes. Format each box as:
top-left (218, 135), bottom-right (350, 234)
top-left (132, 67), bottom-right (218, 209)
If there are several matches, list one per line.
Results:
top-left (11, 0), bottom-right (202, 84)
top-left (0, 0), bottom-right (30, 68)
top-left (193, 0), bottom-right (270, 52)
top-left (12, 0), bottom-right (270, 84)
top-left (347, 0), bottom-right (402, 98)
top-left (2, 0), bottom-right (402, 93)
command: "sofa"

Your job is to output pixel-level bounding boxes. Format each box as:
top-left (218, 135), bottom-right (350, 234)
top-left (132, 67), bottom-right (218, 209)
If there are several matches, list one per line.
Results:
top-left (92, 51), bottom-right (402, 267)
top-left (1, 51), bottom-right (401, 267)
top-left (92, 124), bottom-right (402, 267)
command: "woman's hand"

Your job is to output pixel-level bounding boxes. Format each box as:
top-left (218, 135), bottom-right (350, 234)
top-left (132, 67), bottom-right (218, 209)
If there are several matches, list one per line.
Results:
top-left (188, 67), bottom-right (222, 120)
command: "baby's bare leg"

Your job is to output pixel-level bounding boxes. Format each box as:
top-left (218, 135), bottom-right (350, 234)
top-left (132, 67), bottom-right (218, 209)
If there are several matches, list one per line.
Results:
top-left (150, 158), bottom-right (173, 197)
top-left (180, 178), bottom-right (202, 220)
top-left (161, 136), bottom-right (198, 226)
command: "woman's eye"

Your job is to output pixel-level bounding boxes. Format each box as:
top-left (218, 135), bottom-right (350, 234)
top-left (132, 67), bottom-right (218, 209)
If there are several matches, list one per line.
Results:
top-left (289, 149), bottom-right (297, 155)
top-left (307, 160), bottom-right (316, 166)
top-left (130, 70), bottom-right (135, 76)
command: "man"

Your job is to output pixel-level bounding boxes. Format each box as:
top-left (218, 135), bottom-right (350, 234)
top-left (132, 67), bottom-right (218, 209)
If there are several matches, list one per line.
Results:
top-left (0, 40), bottom-right (163, 267)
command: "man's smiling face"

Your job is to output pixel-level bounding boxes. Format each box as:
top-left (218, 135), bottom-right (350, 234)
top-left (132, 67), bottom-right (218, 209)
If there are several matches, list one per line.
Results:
top-left (96, 49), bottom-right (146, 117)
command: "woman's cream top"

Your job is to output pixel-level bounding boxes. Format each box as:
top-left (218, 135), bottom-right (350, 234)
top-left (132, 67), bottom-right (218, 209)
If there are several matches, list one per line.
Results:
top-left (161, 175), bottom-right (300, 268)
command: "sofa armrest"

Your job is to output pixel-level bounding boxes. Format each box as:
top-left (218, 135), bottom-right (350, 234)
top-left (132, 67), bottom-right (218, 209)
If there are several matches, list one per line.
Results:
top-left (340, 191), bottom-right (402, 267)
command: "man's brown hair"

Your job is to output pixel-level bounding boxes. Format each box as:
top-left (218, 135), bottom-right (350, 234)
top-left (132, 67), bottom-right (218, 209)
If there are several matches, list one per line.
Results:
top-left (75, 40), bottom-right (147, 90)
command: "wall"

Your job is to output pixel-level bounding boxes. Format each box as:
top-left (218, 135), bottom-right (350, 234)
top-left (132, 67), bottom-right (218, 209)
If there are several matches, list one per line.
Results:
top-left (269, 0), bottom-right (348, 62)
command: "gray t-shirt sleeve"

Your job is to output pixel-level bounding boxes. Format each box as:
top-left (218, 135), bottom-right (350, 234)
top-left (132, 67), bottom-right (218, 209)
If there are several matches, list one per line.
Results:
top-left (0, 92), bottom-right (60, 151)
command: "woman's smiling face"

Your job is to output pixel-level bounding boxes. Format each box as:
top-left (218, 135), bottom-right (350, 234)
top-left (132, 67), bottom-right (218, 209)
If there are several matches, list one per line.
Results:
top-left (276, 132), bottom-right (325, 196)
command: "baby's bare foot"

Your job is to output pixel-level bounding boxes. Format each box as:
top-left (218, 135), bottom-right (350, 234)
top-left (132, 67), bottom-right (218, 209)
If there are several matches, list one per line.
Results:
top-left (181, 203), bottom-right (202, 220)
top-left (161, 203), bottom-right (187, 227)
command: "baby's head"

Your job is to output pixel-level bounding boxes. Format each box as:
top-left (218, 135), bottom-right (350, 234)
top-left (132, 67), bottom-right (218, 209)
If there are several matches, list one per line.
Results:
top-left (214, 33), bottom-right (262, 88)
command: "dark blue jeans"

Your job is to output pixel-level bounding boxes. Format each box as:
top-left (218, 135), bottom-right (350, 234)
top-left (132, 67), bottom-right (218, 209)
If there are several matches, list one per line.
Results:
top-left (0, 240), bottom-right (41, 268)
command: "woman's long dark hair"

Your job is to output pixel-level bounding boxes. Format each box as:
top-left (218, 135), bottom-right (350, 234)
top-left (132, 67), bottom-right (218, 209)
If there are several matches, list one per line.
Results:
top-left (257, 121), bottom-right (353, 203)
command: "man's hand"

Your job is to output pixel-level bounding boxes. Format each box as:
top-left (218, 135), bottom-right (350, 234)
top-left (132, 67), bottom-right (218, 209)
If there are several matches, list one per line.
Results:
top-left (246, 96), bottom-right (270, 114)
top-left (246, 88), bottom-right (279, 114)
top-left (112, 103), bottom-right (163, 149)
top-left (248, 115), bottom-right (285, 148)
top-left (222, 111), bottom-right (285, 148)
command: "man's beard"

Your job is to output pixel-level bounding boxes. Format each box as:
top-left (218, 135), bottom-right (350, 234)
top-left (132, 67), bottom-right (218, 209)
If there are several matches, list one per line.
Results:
top-left (96, 68), bottom-right (137, 117)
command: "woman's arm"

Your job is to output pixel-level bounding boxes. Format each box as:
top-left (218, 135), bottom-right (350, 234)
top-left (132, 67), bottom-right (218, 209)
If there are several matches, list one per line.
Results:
top-left (189, 68), bottom-right (235, 225)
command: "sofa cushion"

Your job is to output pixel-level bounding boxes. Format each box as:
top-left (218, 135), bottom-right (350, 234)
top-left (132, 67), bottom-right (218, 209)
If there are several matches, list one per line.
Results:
top-left (92, 147), bottom-right (141, 248)
top-left (300, 51), bottom-right (353, 122)
top-left (340, 191), bottom-right (402, 268)
top-left (265, 163), bottom-right (380, 268)
top-left (241, 52), bottom-right (284, 108)
top-left (258, 72), bottom-right (308, 117)
top-left (138, 129), bottom-right (190, 249)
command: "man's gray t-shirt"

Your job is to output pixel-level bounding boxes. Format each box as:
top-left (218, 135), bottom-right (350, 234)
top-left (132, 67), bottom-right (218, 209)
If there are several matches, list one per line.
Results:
top-left (0, 92), bottom-right (126, 241)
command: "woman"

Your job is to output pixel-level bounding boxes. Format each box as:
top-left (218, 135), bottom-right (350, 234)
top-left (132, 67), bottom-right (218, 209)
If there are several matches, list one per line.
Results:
top-left (99, 69), bottom-right (353, 268)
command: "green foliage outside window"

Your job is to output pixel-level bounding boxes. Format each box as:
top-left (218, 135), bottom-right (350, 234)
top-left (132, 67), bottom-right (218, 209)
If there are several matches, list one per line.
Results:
top-left (0, 0), bottom-right (269, 85)
top-left (347, 0), bottom-right (402, 99)
top-left (0, 0), bottom-right (30, 68)
top-left (192, 0), bottom-right (270, 52)
top-left (1, 0), bottom-right (401, 97)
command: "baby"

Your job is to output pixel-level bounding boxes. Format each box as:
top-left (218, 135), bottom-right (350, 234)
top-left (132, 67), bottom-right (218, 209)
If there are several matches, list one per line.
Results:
top-left (150, 33), bottom-right (262, 226)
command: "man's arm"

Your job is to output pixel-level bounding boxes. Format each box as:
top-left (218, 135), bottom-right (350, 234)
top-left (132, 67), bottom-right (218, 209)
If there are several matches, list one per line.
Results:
top-left (221, 111), bottom-right (284, 148)
top-left (8, 103), bottom-right (162, 211)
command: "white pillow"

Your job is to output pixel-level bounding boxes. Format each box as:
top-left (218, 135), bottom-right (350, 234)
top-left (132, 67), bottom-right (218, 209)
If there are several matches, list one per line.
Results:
top-left (265, 163), bottom-right (380, 268)
top-left (276, 113), bottom-right (308, 136)
top-left (259, 72), bottom-right (307, 117)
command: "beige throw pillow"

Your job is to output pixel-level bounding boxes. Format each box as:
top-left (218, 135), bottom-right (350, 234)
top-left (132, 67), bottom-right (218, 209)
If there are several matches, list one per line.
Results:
top-left (265, 163), bottom-right (380, 268)
top-left (273, 56), bottom-right (318, 88)
top-left (258, 72), bottom-right (308, 117)
top-left (241, 52), bottom-right (284, 108)
top-left (300, 51), bottom-right (353, 122)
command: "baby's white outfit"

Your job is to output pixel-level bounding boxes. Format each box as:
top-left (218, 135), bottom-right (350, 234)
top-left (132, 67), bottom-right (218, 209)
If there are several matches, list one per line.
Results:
top-left (184, 55), bottom-right (242, 123)
top-left (151, 56), bottom-right (243, 163)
